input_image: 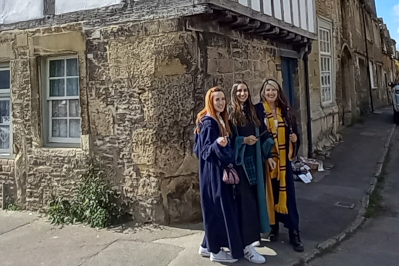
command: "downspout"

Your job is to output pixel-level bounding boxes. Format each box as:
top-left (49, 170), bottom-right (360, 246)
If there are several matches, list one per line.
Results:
top-left (361, 2), bottom-right (375, 112)
top-left (303, 41), bottom-right (313, 158)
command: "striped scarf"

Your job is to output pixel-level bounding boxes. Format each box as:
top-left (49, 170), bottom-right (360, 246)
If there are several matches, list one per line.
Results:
top-left (264, 102), bottom-right (295, 224)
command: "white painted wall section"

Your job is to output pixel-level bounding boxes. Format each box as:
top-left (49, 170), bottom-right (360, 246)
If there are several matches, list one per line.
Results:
top-left (238, 0), bottom-right (248, 6)
top-left (0, 0), bottom-right (43, 24)
top-left (292, 0), bottom-right (300, 27)
top-left (282, 0), bottom-right (292, 24)
top-left (299, 0), bottom-right (308, 31)
top-left (307, 0), bottom-right (315, 33)
top-left (262, 0), bottom-right (272, 16)
top-left (55, 0), bottom-right (122, 15)
top-left (251, 0), bottom-right (261, 12)
top-left (273, 0), bottom-right (282, 20)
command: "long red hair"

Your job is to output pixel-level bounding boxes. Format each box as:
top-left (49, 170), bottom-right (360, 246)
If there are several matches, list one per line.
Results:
top-left (195, 86), bottom-right (231, 136)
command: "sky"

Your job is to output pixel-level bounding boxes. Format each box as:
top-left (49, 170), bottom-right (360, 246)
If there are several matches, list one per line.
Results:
top-left (375, 0), bottom-right (399, 48)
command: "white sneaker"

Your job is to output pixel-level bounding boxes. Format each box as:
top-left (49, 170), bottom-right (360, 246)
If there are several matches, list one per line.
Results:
top-left (198, 246), bottom-right (210, 257)
top-left (251, 241), bottom-right (261, 247)
top-left (244, 245), bottom-right (266, 264)
top-left (210, 250), bottom-right (238, 263)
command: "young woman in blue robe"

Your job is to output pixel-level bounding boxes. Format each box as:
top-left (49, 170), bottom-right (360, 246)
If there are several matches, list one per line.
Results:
top-left (229, 81), bottom-right (275, 264)
top-left (194, 86), bottom-right (243, 263)
top-left (255, 79), bottom-right (304, 252)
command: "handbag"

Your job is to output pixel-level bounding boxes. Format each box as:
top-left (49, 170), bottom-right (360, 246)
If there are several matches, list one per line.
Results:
top-left (222, 164), bottom-right (240, 185)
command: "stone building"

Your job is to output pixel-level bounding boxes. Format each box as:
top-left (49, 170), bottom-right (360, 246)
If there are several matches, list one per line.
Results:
top-left (0, 0), bottom-right (318, 223)
top-left (307, 0), bottom-right (398, 155)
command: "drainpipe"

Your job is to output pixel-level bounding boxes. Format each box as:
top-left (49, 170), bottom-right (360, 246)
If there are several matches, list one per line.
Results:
top-left (361, 2), bottom-right (375, 112)
top-left (303, 41), bottom-right (314, 158)
top-left (2, 183), bottom-right (5, 210)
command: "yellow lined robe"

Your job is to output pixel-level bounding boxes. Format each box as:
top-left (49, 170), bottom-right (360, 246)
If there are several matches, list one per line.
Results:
top-left (263, 102), bottom-right (295, 225)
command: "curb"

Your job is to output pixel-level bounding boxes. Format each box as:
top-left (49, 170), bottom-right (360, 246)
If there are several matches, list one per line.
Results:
top-left (291, 124), bottom-right (396, 266)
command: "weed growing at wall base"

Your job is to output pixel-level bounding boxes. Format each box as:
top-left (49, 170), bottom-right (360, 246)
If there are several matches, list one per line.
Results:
top-left (47, 160), bottom-right (125, 228)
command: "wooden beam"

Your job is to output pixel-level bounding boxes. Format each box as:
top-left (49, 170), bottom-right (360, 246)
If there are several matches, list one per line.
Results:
top-left (230, 16), bottom-right (250, 29)
top-left (253, 23), bottom-right (272, 33)
top-left (241, 19), bottom-right (261, 32)
top-left (213, 10), bottom-right (235, 23)
top-left (281, 32), bottom-right (296, 40)
top-left (194, 0), bottom-right (317, 39)
top-left (259, 26), bottom-right (280, 36)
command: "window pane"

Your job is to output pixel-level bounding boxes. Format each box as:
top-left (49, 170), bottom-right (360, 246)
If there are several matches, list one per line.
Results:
top-left (69, 99), bottom-right (80, 117)
top-left (0, 100), bottom-right (10, 124)
top-left (50, 79), bottom-right (65, 97)
top-left (49, 60), bottom-right (65, 77)
top-left (0, 70), bottom-right (10, 90)
top-left (52, 100), bottom-right (67, 118)
top-left (0, 125), bottom-right (10, 149)
top-left (69, 119), bottom-right (81, 138)
top-left (52, 119), bottom-right (67, 137)
top-left (66, 58), bottom-right (78, 76)
top-left (66, 78), bottom-right (79, 96)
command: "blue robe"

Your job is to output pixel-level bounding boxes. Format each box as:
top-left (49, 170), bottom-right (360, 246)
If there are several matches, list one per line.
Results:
top-left (255, 103), bottom-right (300, 231)
top-left (194, 116), bottom-right (244, 259)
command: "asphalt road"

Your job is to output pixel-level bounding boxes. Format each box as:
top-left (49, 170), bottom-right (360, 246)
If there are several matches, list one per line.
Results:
top-left (309, 125), bottom-right (399, 266)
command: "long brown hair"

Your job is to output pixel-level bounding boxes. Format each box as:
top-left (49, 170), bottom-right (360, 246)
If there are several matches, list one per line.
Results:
top-left (230, 81), bottom-right (261, 127)
top-left (195, 86), bottom-right (231, 136)
top-left (259, 79), bottom-right (297, 128)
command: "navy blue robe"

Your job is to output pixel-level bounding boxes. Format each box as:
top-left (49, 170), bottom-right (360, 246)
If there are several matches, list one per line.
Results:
top-left (255, 103), bottom-right (300, 231)
top-left (194, 116), bottom-right (244, 259)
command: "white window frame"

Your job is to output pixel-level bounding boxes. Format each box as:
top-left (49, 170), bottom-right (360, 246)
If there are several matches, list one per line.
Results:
top-left (318, 17), bottom-right (335, 105)
top-left (0, 63), bottom-right (12, 156)
top-left (369, 61), bottom-right (377, 89)
top-left (45, 56), bottom-right (81, 144)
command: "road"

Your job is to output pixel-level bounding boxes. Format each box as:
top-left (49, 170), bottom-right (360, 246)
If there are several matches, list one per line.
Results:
top-left (309, 125), bottom-right (399, 266)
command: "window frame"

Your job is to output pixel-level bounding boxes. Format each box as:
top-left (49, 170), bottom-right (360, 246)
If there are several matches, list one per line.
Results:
top-left (0, 63), bottom-right (13, 156)
top-left (318, 17), bottom-right (335, 106)
top-left (45, 56), bottom-right (81, 145)
top-left (369, 61), bottom-right (378, 89)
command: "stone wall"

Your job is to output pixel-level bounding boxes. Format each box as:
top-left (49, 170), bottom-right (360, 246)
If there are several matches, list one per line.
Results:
top-left (308, 0), bottom-right (396, 156)
top-left (0, 16), bottom-right (285, 224)
top-left (308, 0), bottom-right (341, 154)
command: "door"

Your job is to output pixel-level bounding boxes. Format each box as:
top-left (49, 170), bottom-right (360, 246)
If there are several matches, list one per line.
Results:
top-left (281, 57), bottom-right (297, 107)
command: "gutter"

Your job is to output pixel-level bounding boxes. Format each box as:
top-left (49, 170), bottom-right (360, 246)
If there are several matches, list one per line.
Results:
top-left (361, 2), bottom-right (375, 112)
top-left (303, 41), bottom-right (314, 158)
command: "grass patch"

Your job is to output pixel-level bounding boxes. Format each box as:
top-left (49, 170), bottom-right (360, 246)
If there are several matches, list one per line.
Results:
top-left (4, 196), bottom-right (20, 211)
top-left (365, 150), bottom-right (391, 218)
top-left (365, 175), bottom-right (385, 218)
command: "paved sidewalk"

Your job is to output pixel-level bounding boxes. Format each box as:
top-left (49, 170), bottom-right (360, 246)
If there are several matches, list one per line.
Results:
top-left (0, 107), bottom-right (395, 266)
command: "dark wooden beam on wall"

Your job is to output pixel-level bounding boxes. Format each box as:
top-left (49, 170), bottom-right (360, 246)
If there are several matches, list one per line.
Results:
top-left (44, 0), bottom-right (55, 16)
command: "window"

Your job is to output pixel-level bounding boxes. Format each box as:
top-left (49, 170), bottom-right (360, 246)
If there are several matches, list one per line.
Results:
top-left (46, 57), bottom-right (81, 144)
top-left (0, 64), bottom-right (12, 155)
top-left (369, 61), bottom-right (377, 89)
top-left (318, 19), bottom-right (334, 104)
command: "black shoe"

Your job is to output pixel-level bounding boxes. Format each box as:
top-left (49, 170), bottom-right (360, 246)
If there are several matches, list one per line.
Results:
top-left (268, 225), bottom-right (279, 242)
top-left (289, 230), bottom-right (304, 252)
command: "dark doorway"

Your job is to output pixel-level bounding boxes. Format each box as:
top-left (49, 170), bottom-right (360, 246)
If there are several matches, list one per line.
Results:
top-left (281, 57), bottom-right (297, 108)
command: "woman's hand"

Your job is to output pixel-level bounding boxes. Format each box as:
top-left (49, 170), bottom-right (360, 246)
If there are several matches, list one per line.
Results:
top-left (244, 135), bottom-right (258, 146)
top-left (289, 133), bottom-right (298, 143)
top-left (268, 158), bottom-right (277, 170)
top-left (217, 136), bottom-right (228, 147)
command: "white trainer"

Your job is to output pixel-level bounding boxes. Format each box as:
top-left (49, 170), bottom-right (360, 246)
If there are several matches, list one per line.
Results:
top-left (210, 250), bottom-right (238, 263)
top-left (251, 241), bottom-right (261, 247)
top-left (244, 245), bottom-right (266, 264)
top-left (198, 246), bottom-right (210, 257)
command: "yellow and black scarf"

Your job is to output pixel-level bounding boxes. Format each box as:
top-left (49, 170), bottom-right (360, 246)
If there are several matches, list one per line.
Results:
top-left (264, 102), bottom-right (295, 224)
